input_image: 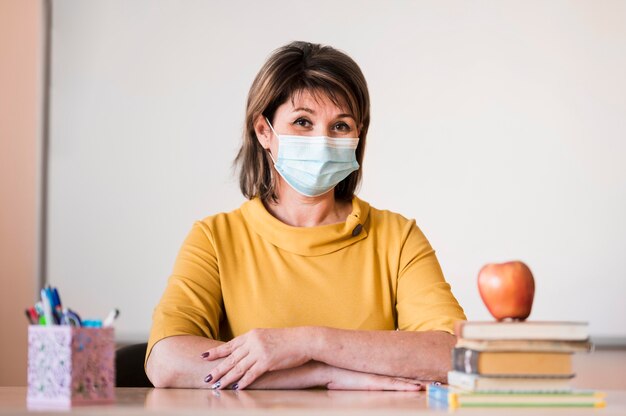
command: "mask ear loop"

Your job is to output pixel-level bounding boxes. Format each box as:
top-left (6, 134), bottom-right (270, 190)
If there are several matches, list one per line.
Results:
top-left (262, 117), bottom-right (280, 196)
top-left (264, 117), bottom-right (278, 164)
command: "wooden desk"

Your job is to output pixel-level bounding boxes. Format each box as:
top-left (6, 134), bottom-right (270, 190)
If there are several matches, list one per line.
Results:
top-left (0, 387), bottom-right (625, 415)
top-left (2, 350), bottom-right (624, 414)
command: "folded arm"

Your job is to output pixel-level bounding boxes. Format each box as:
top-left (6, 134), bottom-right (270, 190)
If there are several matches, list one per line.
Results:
top-left (202, 326), bottom-right (456, 390)
top-left (146, 334), bottom-right (423, 391)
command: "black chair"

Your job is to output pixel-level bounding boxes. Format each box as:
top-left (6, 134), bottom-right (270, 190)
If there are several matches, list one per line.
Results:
top-left (115, 342), bottom-right (153, 387)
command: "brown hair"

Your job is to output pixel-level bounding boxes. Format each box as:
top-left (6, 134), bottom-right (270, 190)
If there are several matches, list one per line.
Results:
top-left (234, 41), bottom-right (370, 202)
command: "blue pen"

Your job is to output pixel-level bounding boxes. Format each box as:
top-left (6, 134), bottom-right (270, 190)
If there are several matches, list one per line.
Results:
top-left (46, 286), bottom-right (60, 324)
top-left (46, 286), bottom-right (54, 304)
top-left (52, 287), bottom-right (62, 308)
top-left (51, 287), bottom-right (63, 323)
top-left (50, 287), bottom-right (58, 306)
top-left (45, 287), bottom-right (57, 324)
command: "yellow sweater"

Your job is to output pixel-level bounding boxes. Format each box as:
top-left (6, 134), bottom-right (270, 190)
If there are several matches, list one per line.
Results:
top-left (147, 197), bottom-right (466, 360)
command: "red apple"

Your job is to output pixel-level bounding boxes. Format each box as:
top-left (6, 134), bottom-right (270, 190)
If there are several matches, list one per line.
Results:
top-left (478, 261), bottom-right (535, 321)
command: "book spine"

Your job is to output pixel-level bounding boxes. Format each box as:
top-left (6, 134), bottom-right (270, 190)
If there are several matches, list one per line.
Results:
top-left (455, 339), bottom-right (593, 353)
top-left (447, 371), bottom-right (476, 391)
top-left (452, 347), bottom-right (479, 373)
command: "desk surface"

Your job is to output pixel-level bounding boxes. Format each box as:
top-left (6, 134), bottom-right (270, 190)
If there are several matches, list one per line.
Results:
top-left (0, 387), bottom-right (625, 415)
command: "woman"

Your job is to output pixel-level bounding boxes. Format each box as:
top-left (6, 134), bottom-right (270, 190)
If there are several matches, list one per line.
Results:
top-left (146, 41), bottom-right (466, 390)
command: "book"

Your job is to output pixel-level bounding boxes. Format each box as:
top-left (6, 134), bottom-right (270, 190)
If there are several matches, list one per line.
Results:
top-left (454, 321), bottom-right (589, 341)
top-left (427, 383), bottom-right (606, 409)
top-left (447, 371), bottom-right (573, 393)
top-left (455, 338), bottom-right (593, 353)
top-left (452, 347), bottom-right (573, 376)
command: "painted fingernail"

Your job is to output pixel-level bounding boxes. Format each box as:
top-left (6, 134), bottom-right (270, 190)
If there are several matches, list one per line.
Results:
top-left (201, 352), bottom-right (210, 358)
top-left (211, 381), bottom-right (221, 390)
top-left (232, 383), bottom-right (239, 390)
top-left (204, 374), bottom-right (213, 383)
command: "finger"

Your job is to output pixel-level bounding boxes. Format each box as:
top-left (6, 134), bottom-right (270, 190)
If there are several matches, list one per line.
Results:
top-left (201, 339), bottom-right (237, 361)
top-left (205, 349), bottom-right (249, 388)
top-left (394, 377), bottom-right (425, 387)
top-left (213, 356), bottom-right (257, 390)
top-left (361, 373), bottom-right (422, 391)
top-left (230, 362), bottom-right (265, 390)
top-left (383, 377), bottom-right (422, 391)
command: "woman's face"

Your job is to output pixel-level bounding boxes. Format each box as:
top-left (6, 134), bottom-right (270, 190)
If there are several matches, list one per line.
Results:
top-left (256, 89), bottom-right (360, 157)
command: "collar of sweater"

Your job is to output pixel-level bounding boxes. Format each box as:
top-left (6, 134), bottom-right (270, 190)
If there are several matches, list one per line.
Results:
top-left (240, 196), bottom-right (370, 257)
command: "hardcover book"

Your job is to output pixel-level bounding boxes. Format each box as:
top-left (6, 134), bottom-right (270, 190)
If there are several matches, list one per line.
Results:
top-left (454, 321), bottom-right (589, 341)
top-left (455, 338), bottom-right (593, 353)
top-left (452, 347), bottom-right (574, 376)
top-left (447, 371), bottom-right (574, 393)
top-left (427, 383), bottom-right (606, 409)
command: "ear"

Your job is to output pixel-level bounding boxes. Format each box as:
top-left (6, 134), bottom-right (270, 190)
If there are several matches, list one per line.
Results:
top-left (254, 115), bottom-right (272, 149)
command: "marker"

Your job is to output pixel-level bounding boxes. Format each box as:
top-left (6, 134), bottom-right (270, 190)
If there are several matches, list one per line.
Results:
top-left (25, 309), bottom-right (36, 325)
top-left (28, 307), bottom-right (39, 324)
top-left (40, 288), bottom-right (55, 326)
top-left (103, 308), bottom-right (119, 327)
top-left (52, 287), bottom-right (62, 309)
top-left (34, 302), bottom-right (46, 325)
top-left (49, 287), bottom-right (61, 324)
top-left (45, 287), bottom-right (57, 324)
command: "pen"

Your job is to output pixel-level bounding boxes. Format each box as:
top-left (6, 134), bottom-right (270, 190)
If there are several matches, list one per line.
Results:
top-left (34, 302), bottom-right (46, 325)
top-left (48, 286), bottom-right (62, 324)
top-left (28, 307), bottom-right (39, 324)
top-left (46, 287), bottom-right (59, 323)
top-left (40, 288), bottom-right (54, 326)
top-left (103, 308), bottom-right (120, 327)
top-left (53, 286), bottom-right (68, 324)
top-left (52, 287), bottom-right (62, 309)
top-left (25, 309), bottom-right (35, 325)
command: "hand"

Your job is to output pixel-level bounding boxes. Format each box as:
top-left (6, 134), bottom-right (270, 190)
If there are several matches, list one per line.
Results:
top-left (200, 327), bottom-right (312, 390)
top-left (326, 366), bottom-right (425, 391)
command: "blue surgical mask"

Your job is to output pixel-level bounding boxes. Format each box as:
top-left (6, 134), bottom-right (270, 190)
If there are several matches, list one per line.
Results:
top-left (265, 118), bottom-right (360, 197)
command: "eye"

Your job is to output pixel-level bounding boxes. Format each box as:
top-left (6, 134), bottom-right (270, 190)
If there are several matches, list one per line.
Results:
top-left (333, 121), bottom-right (352, 132)
top-left (293, 117), bottom-right (312, 127)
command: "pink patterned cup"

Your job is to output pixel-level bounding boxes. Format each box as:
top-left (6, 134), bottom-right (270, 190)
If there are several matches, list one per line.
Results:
top-left (27, 326), bottom-right (115, 408)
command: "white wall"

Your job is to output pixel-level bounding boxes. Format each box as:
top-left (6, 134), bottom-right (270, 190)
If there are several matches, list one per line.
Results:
top-left (48, 0), bottom-right (626, 343)
top-left (0, 0), bottom-right (42, 386)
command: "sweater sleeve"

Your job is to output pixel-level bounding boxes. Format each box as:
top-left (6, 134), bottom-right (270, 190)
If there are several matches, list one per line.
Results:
top-left (395, 220), bottom-right (466, 334)
top-left (146, 221), bottom-right (223, 364)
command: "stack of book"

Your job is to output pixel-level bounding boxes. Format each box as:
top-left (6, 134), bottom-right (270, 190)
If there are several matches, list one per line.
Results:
top-left (428, 320), bottom-right (606, 409)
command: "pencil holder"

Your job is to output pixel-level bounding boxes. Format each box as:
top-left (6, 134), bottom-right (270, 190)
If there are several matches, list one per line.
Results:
top-left (27, 325), bottom-right (115, 407)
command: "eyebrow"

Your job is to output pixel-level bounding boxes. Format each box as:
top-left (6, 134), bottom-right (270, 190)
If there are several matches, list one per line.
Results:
top-left (292, 107), bottom-right (315, 114)
top-left (292, 107), bottom-right (355, 120)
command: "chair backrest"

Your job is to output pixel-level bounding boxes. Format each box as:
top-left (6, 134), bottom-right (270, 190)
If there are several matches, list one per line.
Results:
top-left (115, 342), bottom-right (154, 387)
